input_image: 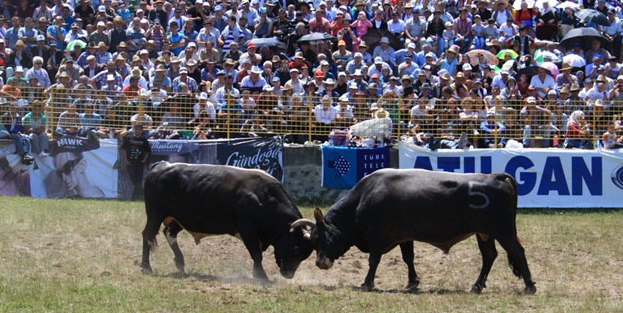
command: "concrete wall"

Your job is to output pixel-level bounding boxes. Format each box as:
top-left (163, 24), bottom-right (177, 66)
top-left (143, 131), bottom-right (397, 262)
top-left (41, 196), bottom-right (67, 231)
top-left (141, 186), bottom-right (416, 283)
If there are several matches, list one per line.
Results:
top-left (282, 145), bottom-right (399, 203)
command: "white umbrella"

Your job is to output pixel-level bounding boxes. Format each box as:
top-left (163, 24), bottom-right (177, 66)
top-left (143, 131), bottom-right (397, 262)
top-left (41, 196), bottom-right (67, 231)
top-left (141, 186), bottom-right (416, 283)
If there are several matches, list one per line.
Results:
top-left (556, 0), bottom-right (582, 10)
top-left (513, 0), bottom-right (535, 9)
top-left (535, 50), bottom-right (561, 64)
top-left (563, 54), bottom-right (587, 67)
top-left (534, 0), bottom-right (558, 9)
top-left (349, 117), bottom-right (392, 138)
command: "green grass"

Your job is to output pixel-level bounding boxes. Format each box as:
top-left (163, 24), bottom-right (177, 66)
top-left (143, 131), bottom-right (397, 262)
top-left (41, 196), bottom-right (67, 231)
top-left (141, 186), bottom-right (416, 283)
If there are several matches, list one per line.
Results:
top-left (1, 197), bottom-right (622, 312)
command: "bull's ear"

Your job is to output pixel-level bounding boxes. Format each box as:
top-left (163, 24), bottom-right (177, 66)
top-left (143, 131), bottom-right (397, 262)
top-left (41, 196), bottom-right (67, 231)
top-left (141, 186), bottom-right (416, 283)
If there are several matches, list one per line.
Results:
top-left (313, 208), bottom-right (325, 225)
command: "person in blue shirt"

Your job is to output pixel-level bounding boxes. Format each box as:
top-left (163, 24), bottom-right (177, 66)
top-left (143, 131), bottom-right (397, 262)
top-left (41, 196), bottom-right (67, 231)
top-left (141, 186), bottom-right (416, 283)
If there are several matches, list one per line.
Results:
top-left (167, 21), bottom-right (186, 56)
top-left (47, 16), bottom-right (68, 51)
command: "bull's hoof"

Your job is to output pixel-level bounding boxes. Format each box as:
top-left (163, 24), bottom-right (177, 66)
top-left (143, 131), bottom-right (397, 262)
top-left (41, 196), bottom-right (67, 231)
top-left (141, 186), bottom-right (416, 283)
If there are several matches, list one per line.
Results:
top-left (141, 265), bottom-right (153, 275)
top-left (524, 285), bottom-right (537, 295)
top-left (470, 285), bottom-right (483, 294)
top-left (175, 264), bottom-right (185, 274)
top-left (360, 282), bottom-right (374, 292)
top-left (405, 280), bottom-right (420, 290)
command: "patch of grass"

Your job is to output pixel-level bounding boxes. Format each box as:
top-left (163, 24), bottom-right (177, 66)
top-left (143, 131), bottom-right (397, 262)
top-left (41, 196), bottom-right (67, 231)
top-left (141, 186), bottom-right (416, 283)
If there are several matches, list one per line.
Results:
top-left (0, 197), bottom-right (622, 312)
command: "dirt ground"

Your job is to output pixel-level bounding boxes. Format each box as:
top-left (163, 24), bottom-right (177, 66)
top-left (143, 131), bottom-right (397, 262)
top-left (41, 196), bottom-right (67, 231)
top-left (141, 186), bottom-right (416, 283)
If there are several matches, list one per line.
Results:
top-left (148, 232), bottom-right (539, 293)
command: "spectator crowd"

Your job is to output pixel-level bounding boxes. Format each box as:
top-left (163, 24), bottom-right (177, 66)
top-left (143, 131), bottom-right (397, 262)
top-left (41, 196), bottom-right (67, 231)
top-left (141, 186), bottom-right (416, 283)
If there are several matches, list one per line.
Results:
top-left (2, 0), bottom-right (623, 164)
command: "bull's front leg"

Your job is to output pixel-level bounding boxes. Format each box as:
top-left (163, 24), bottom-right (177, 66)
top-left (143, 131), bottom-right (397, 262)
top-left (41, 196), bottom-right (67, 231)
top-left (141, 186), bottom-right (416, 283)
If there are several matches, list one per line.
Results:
top-left (362, 252), bottom-right (382, 291)
top-left (238, 227), bottom-right (270, 282)
top-left (399, 242), bottom-right (419, 290)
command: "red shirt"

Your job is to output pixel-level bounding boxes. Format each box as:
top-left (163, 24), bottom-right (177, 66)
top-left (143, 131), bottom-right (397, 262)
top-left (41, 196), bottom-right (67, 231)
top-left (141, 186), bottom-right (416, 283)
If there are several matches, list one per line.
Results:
top-left (122, 85), bottom-right (141, 99)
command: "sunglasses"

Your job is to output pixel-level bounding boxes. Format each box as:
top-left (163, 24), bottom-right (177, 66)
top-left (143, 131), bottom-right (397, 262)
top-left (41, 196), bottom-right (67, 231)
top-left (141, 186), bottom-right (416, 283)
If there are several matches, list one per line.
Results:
top-left (56, 157), bottom-right (82, 178)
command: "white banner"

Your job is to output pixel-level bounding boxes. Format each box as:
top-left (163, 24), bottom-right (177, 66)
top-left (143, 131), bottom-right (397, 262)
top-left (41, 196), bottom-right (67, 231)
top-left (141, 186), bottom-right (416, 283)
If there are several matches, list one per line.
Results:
top-left (399, 142), bottom-right (623, 208)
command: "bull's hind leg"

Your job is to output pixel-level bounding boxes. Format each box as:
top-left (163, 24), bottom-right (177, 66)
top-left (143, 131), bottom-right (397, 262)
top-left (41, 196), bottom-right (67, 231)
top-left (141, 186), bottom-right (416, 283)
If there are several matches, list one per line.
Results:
top-left (163, 221), bottom-right (185, 274)
top-left (141, 217), bottom-right (162, 274)
top-left (471, 234), bottom-right (498, 294)
top-left (399, 242), bottom-right (420, 290)
top-left (497, 236), bottom-right (536, 294)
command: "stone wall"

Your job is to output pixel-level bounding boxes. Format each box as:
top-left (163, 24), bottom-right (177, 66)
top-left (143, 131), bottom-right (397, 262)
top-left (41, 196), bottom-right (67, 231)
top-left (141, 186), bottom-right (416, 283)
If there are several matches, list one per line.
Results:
top-left (282, 145), bottom-right (399, 203)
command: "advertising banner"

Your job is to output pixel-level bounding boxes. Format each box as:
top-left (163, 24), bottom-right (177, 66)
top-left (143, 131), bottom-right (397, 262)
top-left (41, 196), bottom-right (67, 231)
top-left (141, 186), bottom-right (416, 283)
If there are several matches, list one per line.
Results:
top-left (215, 136), bottom-right (284, 182)
top-left (399, 142), bottom-right (623, 208)
top-left (321, 145), bottom-right (391, 189)
top-left (29, 137), bottom-right (118, 199)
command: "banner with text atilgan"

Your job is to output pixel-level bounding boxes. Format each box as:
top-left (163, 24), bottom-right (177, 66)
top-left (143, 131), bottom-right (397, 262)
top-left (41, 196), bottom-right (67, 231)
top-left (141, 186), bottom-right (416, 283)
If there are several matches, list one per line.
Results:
top-left (399, 142), bottom-right (623, 208)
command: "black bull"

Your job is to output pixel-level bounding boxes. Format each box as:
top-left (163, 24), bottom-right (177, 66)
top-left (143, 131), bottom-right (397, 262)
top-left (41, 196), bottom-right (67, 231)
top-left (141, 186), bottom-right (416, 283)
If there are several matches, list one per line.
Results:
top-left (140, 162), bottom-right (314, 280)
top-left (293, 169), bottom-right (536, 293)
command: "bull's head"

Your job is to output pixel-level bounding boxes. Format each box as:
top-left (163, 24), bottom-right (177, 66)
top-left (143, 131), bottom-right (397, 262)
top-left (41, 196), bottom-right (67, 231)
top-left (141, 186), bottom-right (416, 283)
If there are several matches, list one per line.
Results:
top-left (290, 208), bottom-right (351, 271)
top-left (274, 222), bottom-right (314, 279)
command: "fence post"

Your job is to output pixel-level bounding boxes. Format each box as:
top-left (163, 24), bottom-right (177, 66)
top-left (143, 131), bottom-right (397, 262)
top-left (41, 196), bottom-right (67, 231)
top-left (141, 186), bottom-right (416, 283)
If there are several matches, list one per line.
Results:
top-left (49, 88), bottom-right (55, 140)
top-left (494, 96), bottom-right (500, 148)
top-left (307, 91), bottom-right (312, 143)
top-left (397, 96), bottom-right (402, 142)
top-left (226, 91), bottom-right (231, 139)
top-left (138, 91), bottom-right (143, 124)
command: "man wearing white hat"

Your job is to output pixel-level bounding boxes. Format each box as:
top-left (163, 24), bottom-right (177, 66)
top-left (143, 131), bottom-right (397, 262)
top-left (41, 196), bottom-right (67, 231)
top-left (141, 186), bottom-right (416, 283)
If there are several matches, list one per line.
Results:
top-left (240, 66), bottom-right (267, 92)
top-left (372, 36), bottom-right (396, 66)
top-left (172, 67), bottom-right (199, 92)
top-left (345, 52), bottom-right (368, 76)
top-left (285, 68), bottom-right (305, 96)
top-left (367, 56), bottom-right (393, 78)
top-left (88, 21), bottom-right (110, 47)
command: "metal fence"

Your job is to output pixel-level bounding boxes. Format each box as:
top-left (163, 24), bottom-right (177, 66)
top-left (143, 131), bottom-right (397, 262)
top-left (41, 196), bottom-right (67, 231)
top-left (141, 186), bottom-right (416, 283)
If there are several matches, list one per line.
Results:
top-left (3, 86), bottom-right (622, 149)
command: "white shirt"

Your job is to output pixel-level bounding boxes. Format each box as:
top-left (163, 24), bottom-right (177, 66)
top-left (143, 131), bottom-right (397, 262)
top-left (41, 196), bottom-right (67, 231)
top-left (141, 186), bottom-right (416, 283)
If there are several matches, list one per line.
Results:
top-left (314, 104), bottom-right (338, 124)
top-left (529, 74), bottom-right (556, 99)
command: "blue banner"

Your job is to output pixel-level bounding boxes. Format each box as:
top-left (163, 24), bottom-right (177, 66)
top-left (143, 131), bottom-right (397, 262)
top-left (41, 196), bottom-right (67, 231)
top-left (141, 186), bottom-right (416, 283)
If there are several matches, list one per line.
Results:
top-left (321, 146), bottom-right (391, 189)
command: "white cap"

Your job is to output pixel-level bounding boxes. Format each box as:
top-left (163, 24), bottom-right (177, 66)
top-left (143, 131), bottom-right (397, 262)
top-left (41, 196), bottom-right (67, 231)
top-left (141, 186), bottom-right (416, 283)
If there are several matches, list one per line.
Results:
top-left (374, 57), bottom-right (383, 64)
top-left (262, 84), bottom-right (274, 91)
top-left (462, 63), bottom-right (472, 71)
top-left (527, 96), bottom-right (536, 103)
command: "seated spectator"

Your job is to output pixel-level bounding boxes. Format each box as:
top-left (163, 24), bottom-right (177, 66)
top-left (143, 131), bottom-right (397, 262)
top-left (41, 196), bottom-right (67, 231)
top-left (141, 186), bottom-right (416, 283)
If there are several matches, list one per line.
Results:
top-left (56, 103), bottom-right (81, 137)
top-left (313, 95), bottom-right (338, 140)
top-left (0, 103), bottom-right (34, 164)
top-left (602, 124), bottom-right (623, 149)
top-left (80, 104), bottom-right (106, 138)
top-left (564, 110), bottom-right (592, 149)
top-left (479, 112), bottom-right (507, 148)
top-left (21, 100), bottom-right (49, 155)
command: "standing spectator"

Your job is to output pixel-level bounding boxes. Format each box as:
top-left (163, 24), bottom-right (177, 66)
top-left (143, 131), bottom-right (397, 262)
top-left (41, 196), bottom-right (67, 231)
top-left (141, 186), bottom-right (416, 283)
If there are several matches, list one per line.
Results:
top-left (121, 124), bottom-right (151, 200)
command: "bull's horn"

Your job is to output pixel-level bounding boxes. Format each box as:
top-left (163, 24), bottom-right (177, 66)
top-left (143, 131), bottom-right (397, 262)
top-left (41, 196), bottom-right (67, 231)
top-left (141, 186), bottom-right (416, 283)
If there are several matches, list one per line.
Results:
top-left (290, 218), bottom-right (316, 232)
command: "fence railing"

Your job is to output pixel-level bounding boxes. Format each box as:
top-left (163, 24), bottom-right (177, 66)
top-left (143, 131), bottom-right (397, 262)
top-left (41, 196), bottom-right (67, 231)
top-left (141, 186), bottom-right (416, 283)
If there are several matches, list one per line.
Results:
top-left (3, 86), bottom-right (622, 149)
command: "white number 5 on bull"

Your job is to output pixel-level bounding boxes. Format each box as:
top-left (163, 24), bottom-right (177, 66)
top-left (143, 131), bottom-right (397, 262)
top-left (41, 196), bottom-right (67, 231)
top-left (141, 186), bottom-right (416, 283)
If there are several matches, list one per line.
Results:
top-left (468, 181), bottom-right (490, 209)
